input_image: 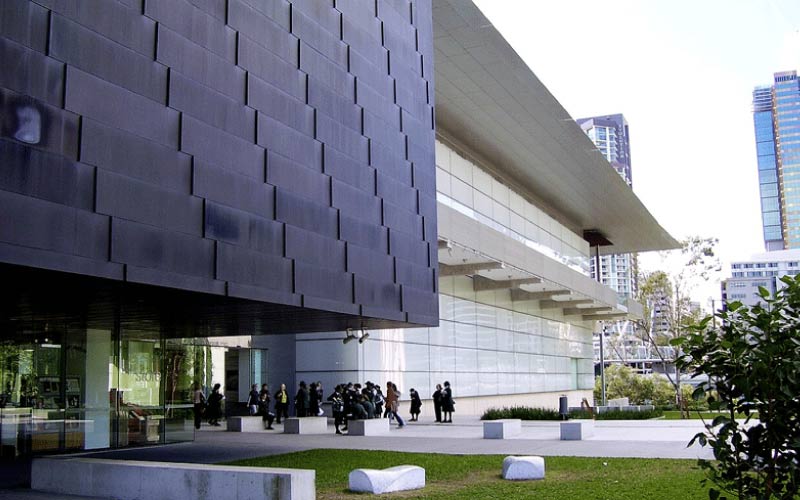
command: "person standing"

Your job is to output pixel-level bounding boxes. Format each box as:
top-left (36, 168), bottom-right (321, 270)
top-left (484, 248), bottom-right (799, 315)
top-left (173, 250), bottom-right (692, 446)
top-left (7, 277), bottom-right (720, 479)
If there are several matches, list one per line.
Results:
top-left (432, 384), bottom-right (443, 423)
top-left (247, 384), bottom-right (260, 415)
top-left (442, 381), bottom-right (454, 423)
top-left (274, 383), bottom-right (289, 423)
top-left (294, 381), bottom-right (309, 417)
top-left (409, 388), bottom-right (422, 421)
top-left (206, 383), bottom-right (224, 426)
top-left (385, 382), bottom-right (405, 428)
top-left (309, 381), bottom-right (319, 417)
top-left (191, 382), bottom-right (206, 430)
top-left (328, 384), bottom-right (346, 434)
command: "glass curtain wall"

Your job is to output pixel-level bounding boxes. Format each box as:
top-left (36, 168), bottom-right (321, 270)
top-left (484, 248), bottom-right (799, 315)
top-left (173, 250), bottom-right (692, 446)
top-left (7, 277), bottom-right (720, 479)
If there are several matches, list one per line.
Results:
top-left (0, 319), bottom-right (219, 462)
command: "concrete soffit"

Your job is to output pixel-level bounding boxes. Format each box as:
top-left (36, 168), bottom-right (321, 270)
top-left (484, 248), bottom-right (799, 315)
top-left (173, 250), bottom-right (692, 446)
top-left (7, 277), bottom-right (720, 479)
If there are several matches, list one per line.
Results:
top-left (432, 0), bottom-right (679, 255)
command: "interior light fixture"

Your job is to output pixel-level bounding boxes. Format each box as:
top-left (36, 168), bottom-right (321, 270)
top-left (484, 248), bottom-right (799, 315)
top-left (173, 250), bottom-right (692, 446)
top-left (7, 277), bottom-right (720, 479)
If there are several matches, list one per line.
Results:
top-left (358, 331), bottom-right (370, 344)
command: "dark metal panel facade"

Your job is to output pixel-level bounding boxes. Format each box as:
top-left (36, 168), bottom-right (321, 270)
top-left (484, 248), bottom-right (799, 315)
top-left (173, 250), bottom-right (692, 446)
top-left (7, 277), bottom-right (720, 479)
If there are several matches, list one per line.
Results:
top-left (0, 0), bottom-right (437, 330)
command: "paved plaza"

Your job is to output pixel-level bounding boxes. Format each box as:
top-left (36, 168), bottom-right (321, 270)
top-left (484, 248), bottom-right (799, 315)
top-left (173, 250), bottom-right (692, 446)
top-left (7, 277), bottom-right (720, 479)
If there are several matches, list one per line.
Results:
top-left (0, 415), bottom-right (713, 499)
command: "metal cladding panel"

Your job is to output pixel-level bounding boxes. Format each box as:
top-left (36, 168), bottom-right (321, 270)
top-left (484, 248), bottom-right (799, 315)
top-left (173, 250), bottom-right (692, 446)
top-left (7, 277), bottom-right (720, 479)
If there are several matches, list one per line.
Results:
top-left (0, 0), bottom-right (437, 332)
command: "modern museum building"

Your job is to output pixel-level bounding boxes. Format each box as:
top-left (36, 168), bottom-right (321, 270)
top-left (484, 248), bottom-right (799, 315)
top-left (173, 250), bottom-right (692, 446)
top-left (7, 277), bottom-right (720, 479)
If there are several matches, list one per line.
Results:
top-left (0, 0), bottom-right (675, 464)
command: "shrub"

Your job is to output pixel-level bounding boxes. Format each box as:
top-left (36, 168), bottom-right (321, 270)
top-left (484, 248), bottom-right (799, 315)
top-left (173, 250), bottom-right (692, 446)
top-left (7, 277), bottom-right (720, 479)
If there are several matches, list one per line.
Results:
top-left (678, 276), bottom-right (800, 500)
top-left (568, 408), bottom-right (663, 420)
top-left (480, 406), bottom-right (562, 421)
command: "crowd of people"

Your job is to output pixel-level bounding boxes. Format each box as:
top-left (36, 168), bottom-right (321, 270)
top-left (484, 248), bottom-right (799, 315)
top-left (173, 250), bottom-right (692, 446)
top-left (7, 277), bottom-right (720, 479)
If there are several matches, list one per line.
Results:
top-left (193, 379), bottom-right (456, 432)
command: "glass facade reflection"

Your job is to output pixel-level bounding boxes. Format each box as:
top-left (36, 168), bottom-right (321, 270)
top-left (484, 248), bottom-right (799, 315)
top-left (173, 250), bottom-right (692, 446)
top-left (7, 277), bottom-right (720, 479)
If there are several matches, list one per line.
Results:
top-left (0, 266), bottom-right (266, 463)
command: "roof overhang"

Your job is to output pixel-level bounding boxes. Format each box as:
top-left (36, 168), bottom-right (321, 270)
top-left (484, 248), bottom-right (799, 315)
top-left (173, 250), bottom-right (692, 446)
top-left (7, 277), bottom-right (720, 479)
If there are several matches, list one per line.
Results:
top-left (432, 0), bottom-right (679, 255)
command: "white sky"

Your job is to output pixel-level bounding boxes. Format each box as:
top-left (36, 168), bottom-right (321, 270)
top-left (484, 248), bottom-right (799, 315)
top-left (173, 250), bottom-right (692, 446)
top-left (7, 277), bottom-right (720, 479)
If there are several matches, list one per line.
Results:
top-left (472, 0), bottom-right (800, 308)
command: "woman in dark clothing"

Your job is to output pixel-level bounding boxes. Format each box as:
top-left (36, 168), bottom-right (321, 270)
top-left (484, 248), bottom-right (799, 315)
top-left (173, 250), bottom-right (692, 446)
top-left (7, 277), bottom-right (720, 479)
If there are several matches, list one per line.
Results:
top-left (432, 384), bottom-right (443, 423)
top-left (327, 384), bottom-right (346, 434)
top-left (206, 383), bottom-right (224, 426)
top-left (309, 382), bottom-right (319, 417)
top-left (294, 381), bottom-right (309, 417)
top-left (441, 381), bottom-right (454, 423)
top-left (409, 388), bottom-right (422, 421)
top-left (274, 383), bottom-right (289, 423)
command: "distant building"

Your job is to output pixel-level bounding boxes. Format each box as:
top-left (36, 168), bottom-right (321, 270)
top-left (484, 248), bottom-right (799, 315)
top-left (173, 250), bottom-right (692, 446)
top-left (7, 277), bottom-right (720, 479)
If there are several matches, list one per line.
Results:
top-left (576, 114), bottom-right (637, 301)
top-left (721, 249), bottom-right (800, 307)
top-left (752, 70), bottom-right (800, 251)
top-left (722, 250), bottom-right (800, 307)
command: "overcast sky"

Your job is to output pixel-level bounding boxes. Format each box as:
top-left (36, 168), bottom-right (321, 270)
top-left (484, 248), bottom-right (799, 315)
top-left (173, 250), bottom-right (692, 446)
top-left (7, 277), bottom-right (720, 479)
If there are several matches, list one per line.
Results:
top-left (473, 0), bottom-right (800, 306)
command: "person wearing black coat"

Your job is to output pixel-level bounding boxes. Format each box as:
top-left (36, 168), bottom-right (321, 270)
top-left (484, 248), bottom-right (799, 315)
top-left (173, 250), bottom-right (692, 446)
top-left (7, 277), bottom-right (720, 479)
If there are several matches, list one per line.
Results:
top-left (327, 384), bottom-right (346, 434)
top-left (409, 388), bottom-right (422, 421)
top-left (294, 381), bottom-right (309, 417)
top-left (309, 382), bottom-right (319, 417)
top-left (442, 381), bottom-right (455, 423)
top-left (432, 384), bottom-right (443, 423)
top-left (206, 383), bottom-right (224, 426)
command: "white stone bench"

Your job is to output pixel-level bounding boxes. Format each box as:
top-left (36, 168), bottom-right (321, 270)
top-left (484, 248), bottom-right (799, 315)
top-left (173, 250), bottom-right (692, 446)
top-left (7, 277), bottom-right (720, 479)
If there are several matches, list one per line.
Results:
top-left (502, 456), bottom-right (545, 480)
top-left (560, 419), bottom-right (595, 440)
top-left (227, 415), bottom-right (267, 432)
top-left (347, 418), bottom-right (389, 436)
top-left (483, 419), bottom-right (521, 439)
top-left (349, 465), bottom-right (425, 494)
top-left (31, 457), bottom-right (315, 500)
top-left (284, 417), bottom-right (328, 434)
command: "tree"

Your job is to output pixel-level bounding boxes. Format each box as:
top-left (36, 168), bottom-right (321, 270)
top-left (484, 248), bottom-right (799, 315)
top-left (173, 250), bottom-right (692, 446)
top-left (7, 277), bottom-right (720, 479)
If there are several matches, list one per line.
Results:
top-left (677, 276), bottom-right (800, 500)
top-left (634, 236), bottom-right (720, 417)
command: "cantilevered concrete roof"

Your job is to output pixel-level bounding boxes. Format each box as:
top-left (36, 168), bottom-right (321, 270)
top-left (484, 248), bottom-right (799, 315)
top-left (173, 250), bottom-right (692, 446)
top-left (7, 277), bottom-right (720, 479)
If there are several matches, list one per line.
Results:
top-left (432, 0), bottom-right (679, 255)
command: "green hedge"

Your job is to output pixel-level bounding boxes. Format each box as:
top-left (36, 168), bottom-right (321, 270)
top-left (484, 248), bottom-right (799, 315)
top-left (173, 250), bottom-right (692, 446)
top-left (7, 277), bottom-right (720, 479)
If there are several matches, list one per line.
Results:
top-left (482, 406), bottom-right (663, 421)
top-left (480, 406), bottom-right (562, 420)
top-left (570, 408), bottom-right (664, 420)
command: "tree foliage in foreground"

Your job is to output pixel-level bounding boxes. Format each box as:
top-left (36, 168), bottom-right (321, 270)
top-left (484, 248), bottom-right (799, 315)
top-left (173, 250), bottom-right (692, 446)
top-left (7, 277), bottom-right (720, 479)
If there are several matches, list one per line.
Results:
top-left (677, 276), bottom-right (800, 499)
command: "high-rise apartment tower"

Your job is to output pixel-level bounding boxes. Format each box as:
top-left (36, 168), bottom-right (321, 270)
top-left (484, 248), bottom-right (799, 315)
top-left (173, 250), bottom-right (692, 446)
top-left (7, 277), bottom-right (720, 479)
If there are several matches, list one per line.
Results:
top-left (577, 114), bottom-right (636, 299)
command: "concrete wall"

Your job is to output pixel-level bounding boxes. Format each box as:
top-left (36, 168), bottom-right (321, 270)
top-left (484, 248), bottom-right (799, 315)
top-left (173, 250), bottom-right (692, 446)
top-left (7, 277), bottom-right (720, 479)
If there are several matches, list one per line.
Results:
top-left (32, 458), bottom-right (315, 500)
top-left (0, 0), bottom-right (438, 331)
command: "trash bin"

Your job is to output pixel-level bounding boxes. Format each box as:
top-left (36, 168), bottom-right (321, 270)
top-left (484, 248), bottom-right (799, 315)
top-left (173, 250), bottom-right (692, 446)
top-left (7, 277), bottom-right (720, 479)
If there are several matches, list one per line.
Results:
top-left (558, 395), bottom-right (568, 420)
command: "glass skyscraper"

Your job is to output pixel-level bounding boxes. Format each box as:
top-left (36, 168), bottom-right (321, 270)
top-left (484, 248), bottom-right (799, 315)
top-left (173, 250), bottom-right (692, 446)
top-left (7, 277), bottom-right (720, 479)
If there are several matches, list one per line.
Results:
top-left (752, 70), bottom-right (800, 251)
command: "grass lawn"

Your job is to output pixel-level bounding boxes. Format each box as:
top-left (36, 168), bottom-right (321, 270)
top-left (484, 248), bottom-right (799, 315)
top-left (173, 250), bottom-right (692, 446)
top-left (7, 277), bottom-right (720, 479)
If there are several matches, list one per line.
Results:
top-left (227, 450), bottom-right (708, 499)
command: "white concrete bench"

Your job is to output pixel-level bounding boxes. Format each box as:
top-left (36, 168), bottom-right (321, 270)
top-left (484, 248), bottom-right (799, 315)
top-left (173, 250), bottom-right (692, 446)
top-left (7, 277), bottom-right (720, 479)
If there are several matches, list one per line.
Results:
top-left (227, 415), bottom-right (267, 432)
top-left (349, 465), bottom-right (425, 494)
top-left (560, 419), bottom-right (595, 440)
top-left (483, 419), bottom-right (521, 439)
top-left (284, 417), bottom-right (328, 434)
top-left (31, 457), bottom-right (315, 500)
top-left (502, 456), bottom-right (545, 480)
top-left (347, 418), bottom-right (389, 436)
